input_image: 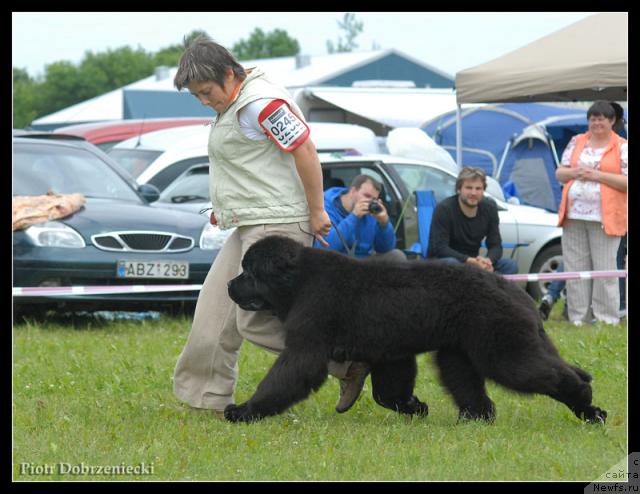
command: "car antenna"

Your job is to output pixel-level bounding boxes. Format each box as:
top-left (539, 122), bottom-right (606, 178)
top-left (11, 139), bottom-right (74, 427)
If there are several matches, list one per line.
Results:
top-left (135, 114), bottom-right (146, 148)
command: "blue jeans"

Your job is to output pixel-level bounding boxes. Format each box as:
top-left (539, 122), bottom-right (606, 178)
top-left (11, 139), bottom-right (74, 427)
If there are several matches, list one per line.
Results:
top-left (546, 261), bottom-right (565, 303)
top-left (436, 256), bottom-right (518, 275)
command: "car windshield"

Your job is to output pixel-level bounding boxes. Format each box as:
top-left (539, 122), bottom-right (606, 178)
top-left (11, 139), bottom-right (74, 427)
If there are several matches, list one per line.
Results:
top-left (158, 168), bottom-right (210, 203)
top-left (13, 142), bottom-right (142, 202)
top-left (390, 163), bottom-right (457, 203)
top-left (107, 148), bottom-right (163, 178)
top-left (391, 162), bottom-right (507, 206)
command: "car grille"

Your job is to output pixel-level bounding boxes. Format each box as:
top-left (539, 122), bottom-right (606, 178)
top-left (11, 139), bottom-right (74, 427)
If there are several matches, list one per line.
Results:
top-left (92, 231), bottom-right (194, 252)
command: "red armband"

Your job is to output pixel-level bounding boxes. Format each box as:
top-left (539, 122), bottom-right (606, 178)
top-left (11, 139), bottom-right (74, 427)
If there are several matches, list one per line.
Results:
top-left (258, 100), bottom-right (310, 152)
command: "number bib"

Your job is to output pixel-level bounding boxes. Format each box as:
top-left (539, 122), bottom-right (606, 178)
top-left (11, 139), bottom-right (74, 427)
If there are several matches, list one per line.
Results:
top-left (259, 100), bottom-right (310, 152)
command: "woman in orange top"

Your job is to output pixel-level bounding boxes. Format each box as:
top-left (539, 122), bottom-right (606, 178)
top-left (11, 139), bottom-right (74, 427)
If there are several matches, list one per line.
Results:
top-left (556, 101), bottom-right (627, 326)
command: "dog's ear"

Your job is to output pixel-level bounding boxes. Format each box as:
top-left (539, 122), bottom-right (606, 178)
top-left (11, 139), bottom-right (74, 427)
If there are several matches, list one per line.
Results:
top-left (252, 236), bottom-right (301, 285)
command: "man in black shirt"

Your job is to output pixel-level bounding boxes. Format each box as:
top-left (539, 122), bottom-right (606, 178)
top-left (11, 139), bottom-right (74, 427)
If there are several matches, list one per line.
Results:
top-left (427, 166), bottom-right (518, 274)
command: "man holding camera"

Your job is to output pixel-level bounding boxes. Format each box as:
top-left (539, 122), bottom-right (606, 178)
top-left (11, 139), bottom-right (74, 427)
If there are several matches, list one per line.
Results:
top-left (315, 174), bottom-right (406, 261)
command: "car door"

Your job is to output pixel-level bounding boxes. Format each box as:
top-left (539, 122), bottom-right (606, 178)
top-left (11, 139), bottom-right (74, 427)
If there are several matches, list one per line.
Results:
top-left (381, 161), bottom-right (457, 249)
top-left (320, 161), bottom-right (409, 249)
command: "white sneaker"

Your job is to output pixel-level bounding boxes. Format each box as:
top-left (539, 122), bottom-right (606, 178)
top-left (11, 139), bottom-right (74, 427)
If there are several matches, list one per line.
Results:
top-left (596, 318), bottom-right (620, 326)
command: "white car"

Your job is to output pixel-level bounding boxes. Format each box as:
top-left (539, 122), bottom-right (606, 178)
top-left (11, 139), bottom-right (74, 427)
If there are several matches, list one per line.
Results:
top-left (137, 142), bottom-right (562, 299)
top-left (108, 122), bottom-right (382, 191)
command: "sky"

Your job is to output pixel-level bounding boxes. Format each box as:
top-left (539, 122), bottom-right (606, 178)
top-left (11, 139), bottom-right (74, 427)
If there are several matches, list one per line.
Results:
top-left (12, 12), bottom-right (598, 79)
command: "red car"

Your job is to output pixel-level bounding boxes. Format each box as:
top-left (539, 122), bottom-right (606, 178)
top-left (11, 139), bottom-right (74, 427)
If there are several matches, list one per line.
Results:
top-left (53, 117), bottom-right (212, 151)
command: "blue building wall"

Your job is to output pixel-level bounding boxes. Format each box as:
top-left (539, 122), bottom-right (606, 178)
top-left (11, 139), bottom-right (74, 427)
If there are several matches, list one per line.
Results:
top-left (123, 90), bottom-right (215, 119)
top-left (322, 53), bottom-right (453, 88)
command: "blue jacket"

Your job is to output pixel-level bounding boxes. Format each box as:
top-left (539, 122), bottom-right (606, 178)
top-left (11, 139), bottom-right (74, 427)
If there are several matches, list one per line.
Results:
top-left (314, 187), bottom-right (397, 257)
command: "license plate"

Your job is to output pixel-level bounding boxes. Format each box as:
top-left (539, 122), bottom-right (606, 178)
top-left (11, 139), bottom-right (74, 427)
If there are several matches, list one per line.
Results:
top-left (117, 260), bottom-right (189, 279)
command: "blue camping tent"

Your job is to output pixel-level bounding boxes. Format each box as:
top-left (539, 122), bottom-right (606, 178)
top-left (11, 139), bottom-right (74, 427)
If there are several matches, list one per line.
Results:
top-left (421, 103), bottom-right (627, 212)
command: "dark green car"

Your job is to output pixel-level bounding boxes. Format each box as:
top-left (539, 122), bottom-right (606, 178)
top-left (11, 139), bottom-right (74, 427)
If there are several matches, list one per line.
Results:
top-left (13, 136), bottom-right (225, 314)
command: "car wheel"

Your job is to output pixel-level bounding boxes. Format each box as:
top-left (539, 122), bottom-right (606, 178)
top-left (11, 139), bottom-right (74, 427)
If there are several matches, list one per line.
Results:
top-left (527, 243), bottom-right (563, 301)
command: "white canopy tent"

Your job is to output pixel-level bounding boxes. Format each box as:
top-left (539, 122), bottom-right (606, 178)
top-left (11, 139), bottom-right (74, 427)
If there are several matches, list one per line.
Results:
top-left (456, 13), bottom-right (627, 104)
top-left (453, 12), bottom-right (628, 165)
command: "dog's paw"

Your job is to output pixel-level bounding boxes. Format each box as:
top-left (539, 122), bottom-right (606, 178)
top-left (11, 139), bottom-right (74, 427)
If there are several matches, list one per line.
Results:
top-left (408, 396), bottom-right (429, 417)
top-left (458, 403), bottom-right (496, 424)
top-left (577, 405), bottom-right (607, 424)
top-left (224, 403), bottom-right (261, 423)
top-left (396, 396), bottom-right (429, 417)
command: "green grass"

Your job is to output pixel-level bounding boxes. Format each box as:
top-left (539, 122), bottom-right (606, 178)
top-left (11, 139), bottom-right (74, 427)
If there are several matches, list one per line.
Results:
top-left (13, 306), bottom-right (627, 481)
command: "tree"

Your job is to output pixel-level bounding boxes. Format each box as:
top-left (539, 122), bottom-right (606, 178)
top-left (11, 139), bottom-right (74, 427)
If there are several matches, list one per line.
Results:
top-left (13, 68), bottom-right (38, 128)
top-left (11, 30), bottom-right (213, 128)
top-left (232, 28), bottom-right (300, 60)
top-left (326, 13), bottom-right (364, 54)
top-left (33, 48), bottom-right (156, 119)
top-left (80, 46), bottom-right (155, 90)
top-left (153, 30), bottom-right (210, 68)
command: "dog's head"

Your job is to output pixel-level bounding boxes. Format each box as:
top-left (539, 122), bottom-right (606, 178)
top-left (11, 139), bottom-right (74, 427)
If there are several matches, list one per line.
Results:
top-left (227, 236), bottom-right (303, 315)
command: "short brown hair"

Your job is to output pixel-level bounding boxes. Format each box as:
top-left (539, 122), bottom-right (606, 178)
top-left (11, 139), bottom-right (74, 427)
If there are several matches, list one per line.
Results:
top-left (456, 166), bottom-right (487, 192)
top-left (350, 174), bottom-right (382, 193)
top-left (174, 35), bottom-right (246, 90)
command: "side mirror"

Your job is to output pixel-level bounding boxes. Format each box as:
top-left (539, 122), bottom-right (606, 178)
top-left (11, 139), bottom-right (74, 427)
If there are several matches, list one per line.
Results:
top-left (138, 183), bottom-right (160, 203)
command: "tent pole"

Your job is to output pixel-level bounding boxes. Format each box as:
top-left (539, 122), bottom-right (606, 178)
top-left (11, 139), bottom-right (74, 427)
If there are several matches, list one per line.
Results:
top-left (456, 104), bottom-right (462, 167)
top-left (496, 140), bottom-right (512, 180)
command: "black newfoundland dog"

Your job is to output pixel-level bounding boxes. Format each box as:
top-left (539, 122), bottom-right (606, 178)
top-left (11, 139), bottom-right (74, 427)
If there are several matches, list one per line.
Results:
top-left (225, 235), bottom-right (606, 425)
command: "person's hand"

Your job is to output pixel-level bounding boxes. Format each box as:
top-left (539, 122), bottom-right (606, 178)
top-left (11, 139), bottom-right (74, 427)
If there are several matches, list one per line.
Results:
top-left (370, 200), bottom-right (389, 225)
top-left (353, 198), bottom-right (371, 218)
top-left (311, 210), bottom-right (332, 247)
top-left (353, 198), bottom-right (389, 224)
top-left (465, 256), bottom-right (493, 272)
top-left (464, 257), bottom-right (481, 268)
top-left (576, 167), bottom-right (600, 182)
top-left (476, 256), bottom-right (494, 272)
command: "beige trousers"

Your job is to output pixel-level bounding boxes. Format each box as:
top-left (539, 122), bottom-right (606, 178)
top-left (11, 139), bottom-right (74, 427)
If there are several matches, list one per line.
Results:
top-left (173, 222), bottom-right (350, 410)
top-left (561, 219), bottom-right (621, 325)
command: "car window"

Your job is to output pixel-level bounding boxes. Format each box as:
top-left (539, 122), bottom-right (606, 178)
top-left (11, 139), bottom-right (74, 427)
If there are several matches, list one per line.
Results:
top-left (390, 163), bottom-right (456, 203)
top-left (321, 165), bottom-right (394, 205)
top-left (158, 168), bottom-right (210, 203)
top-left (13, 143), bottom-right (141, 202)
top-left (321, 163), bottom-right (407, 247)
top-left (147, 157), bottom-right (210, 191)
top-left (95, 141), bottom-right (121, 152)
top-left (107, 149), bottom-right (163, 177)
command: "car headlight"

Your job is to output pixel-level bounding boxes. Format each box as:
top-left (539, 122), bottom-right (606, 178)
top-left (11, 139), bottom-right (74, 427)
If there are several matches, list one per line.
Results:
top-left (199, 223), bottom-right (235, 250)
top-left (24, 221), bottom-right (86, 248)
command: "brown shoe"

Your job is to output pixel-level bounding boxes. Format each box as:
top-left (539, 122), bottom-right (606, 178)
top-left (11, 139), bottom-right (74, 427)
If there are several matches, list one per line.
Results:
top-left (335, 362), bottom-right (370, 413)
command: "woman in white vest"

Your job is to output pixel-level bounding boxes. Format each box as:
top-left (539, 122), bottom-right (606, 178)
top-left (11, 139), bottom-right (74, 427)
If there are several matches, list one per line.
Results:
top-left (172, 36), bottom-right (369, 416)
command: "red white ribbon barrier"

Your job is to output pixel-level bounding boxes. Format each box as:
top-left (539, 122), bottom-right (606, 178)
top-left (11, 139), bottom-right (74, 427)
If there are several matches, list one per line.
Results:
top-left (503, 270), bottom-right (627, 283)
top-left (12, 284), bottom-right (204, 297)
top-left (12, 270), bottom-right (627, 297)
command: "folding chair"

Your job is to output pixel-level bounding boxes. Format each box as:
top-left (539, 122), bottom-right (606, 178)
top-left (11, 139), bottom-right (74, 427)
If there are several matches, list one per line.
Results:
top-left (405, 189), bottom-right (437, 258)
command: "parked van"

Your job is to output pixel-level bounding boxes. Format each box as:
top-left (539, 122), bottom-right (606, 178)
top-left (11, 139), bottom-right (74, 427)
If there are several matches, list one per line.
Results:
top-left (108, 122), bottom-right (380, 191)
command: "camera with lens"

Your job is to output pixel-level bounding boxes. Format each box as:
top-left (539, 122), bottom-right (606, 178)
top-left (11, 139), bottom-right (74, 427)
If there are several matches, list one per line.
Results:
top-left (368, 200), bottom-right (383, 215)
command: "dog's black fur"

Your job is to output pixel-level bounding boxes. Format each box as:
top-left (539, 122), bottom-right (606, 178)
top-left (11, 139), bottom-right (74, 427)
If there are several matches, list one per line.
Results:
top-left (225, 235), bottom-right (606, 425)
